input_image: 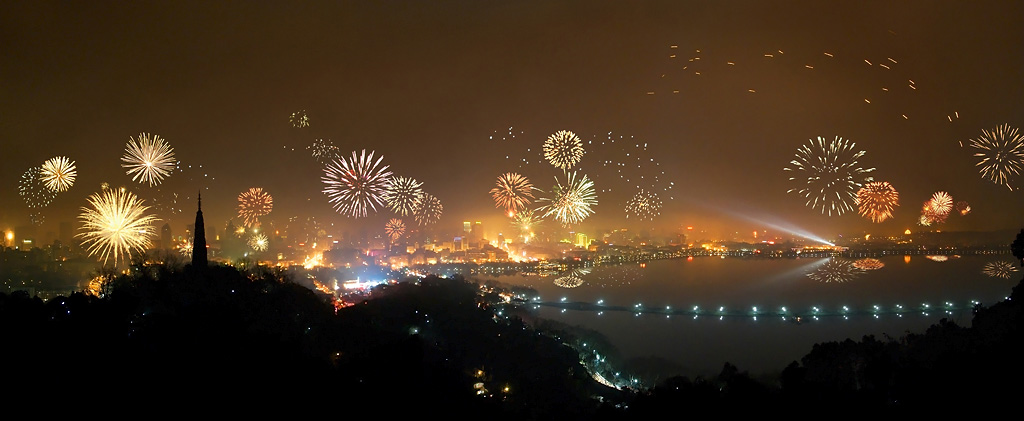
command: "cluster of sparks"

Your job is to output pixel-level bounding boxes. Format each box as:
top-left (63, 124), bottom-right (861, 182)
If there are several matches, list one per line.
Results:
top-left (537, 172), bottom-right (598, 227)
top-left (490, 173), bottom-right (535, 216)
top-left (40, 156), bottom-right (77, 192)
top-left (852, 258), bottom-right (885, 271)
top-left (968, 124), bottom-right (1024, 191)
top-left (76, 187), bottom-right (159, 267)
top-left (807, 258), bottom-right (865, 283)
top-left (785, 136), bottom-right (875, 216)
top-left (543, 130), bottom-right (585, 171)
top-left (19, 166), bottom-right (57, 208)
top-left (248, 233), bottom-right (269, 252)
top-left (624, 189), bottom-right (662, 221)
top-left (290, 110), bottom-right (310, 128)
top-left (511, 210), bottom-right (539, 241)
top-left (122, 133), bottom-right (176, 187)
top-left (237, 187), bottom-right (273, 227)
top-left (982, 261), bottom-right (1018, 279)
top-left (308, 139), bottom-right (340, 165)
top-left (855, 181), bottom-right (899, 223)
top-left (322, 149), bottom-right (393, 218)
top-left (553, 271), bottom-right (584, 288)
top-left (385, 218), bottom-right (406, 241)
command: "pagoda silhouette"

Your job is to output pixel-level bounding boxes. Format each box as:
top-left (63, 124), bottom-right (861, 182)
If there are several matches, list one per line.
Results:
top-left (191, 192), bottom-right (208, 267)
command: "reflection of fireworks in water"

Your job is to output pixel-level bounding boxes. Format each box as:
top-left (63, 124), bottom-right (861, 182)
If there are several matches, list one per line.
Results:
top-left (290, 110), bottom-right (310, 128)
top-left (588, 264), bottom-right (646, 288)
top-left (122, 133), bottom-right (176, 187)
top-left (322, 150), bottom-right (393, 218)
top-left (413, 192), bottom-right (443, 226)
top-left (19, 166), bottom-right (57, 208)
top-left (956, 201), bottom-right (971, 215)
top-left (807, 258), bottom-right (864, 283)
top-left (982, 261), bottom-right (1018, 279)
top-left (237, 187), bottom-right (273, 227)
top-left (248, 233), bottom-right (269, 252)
top-left (855, 181), bottom-right (898, 223)
top-left (968, 124), bottom-right (1024, 190)
top-left (385, 218), bottom-right (405, 241)
top-left (544, 130), bottom-right (585, 171)
top-left (385, 176), bottom-right (424, 217)
top-left (852, 258), bottom-right (885, 270)
top-left (308, 139), bottom-right (340, 164)
top-left (553, 271), bottom-right (584, 288)
top-left (926, 255), bottom-right (949, 262)
top-left (537, 171), bottom-right (598, 227)
top-left (785, 136), bottom-right (875, 216)
top-left (625, 189), bottom-right (662, 221)
top-left (40, 156), bottom-right (77, 192)
top-left (490, 172), bottom-right (535, 216)
top-left (77, 187), bottom-right (159, 267)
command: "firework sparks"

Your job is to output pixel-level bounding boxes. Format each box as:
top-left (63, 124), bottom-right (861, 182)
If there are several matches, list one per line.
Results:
top-left (553, 272), bottom-right (584, 288)
top-left (76, 187), bottom-right (159, 267)
top-left (19, 166), bottom-right (57, 208)
top-left (308, 138), bottom-right (340, 164)
top-left (511, 210), bottom-right (539, 242)
top-left (920, 191), bottom-right (952, 225)
top-left (625, 189), bottom-right (663, 221)
top-left (537, 171), bottom-right (598, 227)
top-left (322, 149), bottom-right (393, 218)
top-left (855, 181), bottom-right (899, 223)
top-left (385, 218), bottom-right (406, 241)
top-left (490, 173), bottom-right (535, 216)
top-left (237, 187), bottom-right (273, 227)
top-left (543, 130), bottom-right (585, 171)
top-left (807, 258), bottom-right (865, 283)
top-left (178, 238), bottom-right (194, 258)
top-left (785, 136), bottom-right (875, 216)
top-left (968, 124), bottom-right (1024, 190)
top-left (982, 261), bottom-right (1018, 279)
top-left (121, 133), bottom-right (175, 187)
top-left (40, 156), bottom-right (77, 192)
top-left (413, 192), bottom-right (443, 226)
top-left (290, 110), bottom-right (310, 128)
top-left (248, 233), bottom-right (269, 252)
top-left (956, 201), bottom-right (971, 216)
top-left (385, 176), bottom-right (424, 217)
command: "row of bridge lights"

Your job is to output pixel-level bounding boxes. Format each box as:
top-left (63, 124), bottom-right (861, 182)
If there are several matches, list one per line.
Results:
top-left (551, 297), bottom-right (986, 320)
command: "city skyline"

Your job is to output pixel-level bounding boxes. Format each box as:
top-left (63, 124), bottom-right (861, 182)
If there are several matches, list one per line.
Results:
top-left (3, 1), bottom-right (1023, 255)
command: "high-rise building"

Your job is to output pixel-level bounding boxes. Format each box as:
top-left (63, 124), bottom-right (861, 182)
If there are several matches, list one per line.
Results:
top-left (160, 223), bottom-right (172, 250)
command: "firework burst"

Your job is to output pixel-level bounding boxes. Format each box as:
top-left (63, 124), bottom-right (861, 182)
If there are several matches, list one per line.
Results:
top-left (237, 187), bottom-right (273, 227)
top-left (490, 172), bottom-right (535, 216)
top-left (968, 124), bottom-right (1024, 190)
top-left (308, 138), bottom-right (340, 164)
top-left (807, 258), bottom-right (864, 283)
top-left (413, 192), bottom-right (443, 226)
top-left (625, 189), bottom-right (662, 221)
top-left (322, 149), bottom-right (393, 218)
top-left (19, 166), bottom-right (57, 208)
top-left (543, 130), bottom-right (585, 171)
top-left (178, 238), bottom-right (193, 258)
top-left (785, 136), bottom-right (875, 216)
top-left (855, 181), bottom-right (899, 223)
top-left (385, 176), bottom-right (424, 217)
top-left (982, 261), bottom-right (1018, 279)
top-left (385, 218), bottom-right (406, 241)
top-left (956, 201), bottom-right (971, 216)
top-left (248, 233), bottom-right (269, 252)
top-left (290, 110), bottom-right (310, 128)
top-left (511, 210), bottom-right (539, 241)
top-left (76, 187), bottom-right (159, 267)
top-left (920, 191), bottom-right (952, 225)
top-left (122, 133), bottom-right (175, 187)
top-left (537, 172), bottom-right (598, 227)
top-left (40, 156), bottom-right (77, 192)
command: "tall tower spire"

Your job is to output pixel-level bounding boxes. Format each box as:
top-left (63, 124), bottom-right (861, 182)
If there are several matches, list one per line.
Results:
top-left (192, 192), bottom-right (208, 268)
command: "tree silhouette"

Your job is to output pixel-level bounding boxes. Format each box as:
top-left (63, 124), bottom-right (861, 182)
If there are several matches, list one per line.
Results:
top-left (1012, 228), bottom-right (1024, 267)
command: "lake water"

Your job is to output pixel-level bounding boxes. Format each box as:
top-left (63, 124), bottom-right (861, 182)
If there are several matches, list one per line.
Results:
top-left (475, 254), bottom-right (1020, 379)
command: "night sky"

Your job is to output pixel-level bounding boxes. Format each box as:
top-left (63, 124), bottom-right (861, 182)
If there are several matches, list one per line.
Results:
top-left (3, 0), bottom-right (1023, 243)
